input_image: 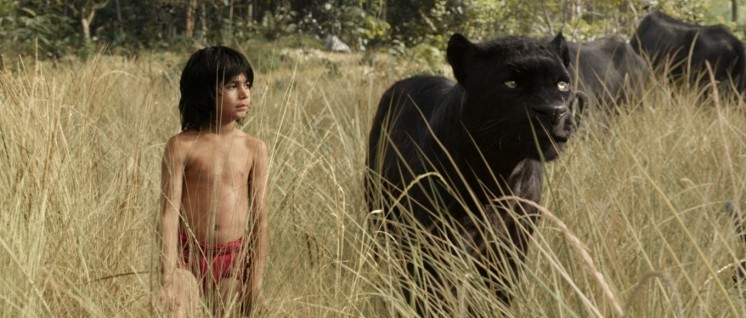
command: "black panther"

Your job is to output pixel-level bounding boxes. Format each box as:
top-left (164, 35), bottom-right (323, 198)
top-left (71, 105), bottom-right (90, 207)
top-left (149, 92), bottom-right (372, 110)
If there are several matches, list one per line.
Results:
top-left (365, 33), bottom-right (580, 313)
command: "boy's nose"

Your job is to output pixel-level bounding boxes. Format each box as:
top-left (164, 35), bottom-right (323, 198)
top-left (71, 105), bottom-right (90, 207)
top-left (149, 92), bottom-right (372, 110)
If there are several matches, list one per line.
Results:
top-left (239, 87), bottom-right (250, 98)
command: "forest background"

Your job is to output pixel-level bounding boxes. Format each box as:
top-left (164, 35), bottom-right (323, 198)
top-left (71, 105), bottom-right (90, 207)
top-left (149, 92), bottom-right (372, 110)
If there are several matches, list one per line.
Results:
top-left (1, 0), bottom-right (744, 63)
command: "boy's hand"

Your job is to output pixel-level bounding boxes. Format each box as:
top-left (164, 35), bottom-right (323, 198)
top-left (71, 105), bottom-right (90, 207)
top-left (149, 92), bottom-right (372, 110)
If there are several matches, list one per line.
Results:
top-left (157, 269), bottom-right (178, 310)
top-left (158, 269), bottom-right (199, 318)
top-left (158, 282), bottom-right (180, 312)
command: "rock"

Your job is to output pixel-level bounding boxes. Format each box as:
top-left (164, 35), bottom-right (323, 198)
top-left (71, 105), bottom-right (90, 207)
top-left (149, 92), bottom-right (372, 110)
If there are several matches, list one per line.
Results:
top-left (324, 35), bottom-right (351, 53)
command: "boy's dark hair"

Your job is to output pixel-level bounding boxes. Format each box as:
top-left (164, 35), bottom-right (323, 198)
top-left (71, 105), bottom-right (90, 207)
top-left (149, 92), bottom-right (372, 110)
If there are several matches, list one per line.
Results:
top-left (179, 46), bottom-right (254, 131)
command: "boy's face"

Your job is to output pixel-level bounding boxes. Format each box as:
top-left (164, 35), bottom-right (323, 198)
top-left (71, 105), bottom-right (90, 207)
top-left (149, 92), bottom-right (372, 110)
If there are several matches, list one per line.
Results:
top-left (217, 73), bottom-right (251, 124)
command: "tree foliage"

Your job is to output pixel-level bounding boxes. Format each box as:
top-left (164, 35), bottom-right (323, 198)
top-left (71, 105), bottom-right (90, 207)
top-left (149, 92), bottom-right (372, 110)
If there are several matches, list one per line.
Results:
top-left (0, 0), bottom-right (739, 59)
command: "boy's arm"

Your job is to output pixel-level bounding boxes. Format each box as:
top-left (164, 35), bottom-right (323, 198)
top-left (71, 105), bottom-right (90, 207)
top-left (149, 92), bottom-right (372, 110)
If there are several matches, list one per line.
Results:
top-left (247, 140), bottom-right (269, 299)
top-left (160, 137), bottom-right (187, 286)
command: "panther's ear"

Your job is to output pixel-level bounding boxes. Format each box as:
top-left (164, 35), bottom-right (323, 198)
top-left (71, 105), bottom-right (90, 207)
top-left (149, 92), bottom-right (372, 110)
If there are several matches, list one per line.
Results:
top-left (550, 32), bottom-right (570, 68)
top-left (447, 33), bottom-right (475, 84)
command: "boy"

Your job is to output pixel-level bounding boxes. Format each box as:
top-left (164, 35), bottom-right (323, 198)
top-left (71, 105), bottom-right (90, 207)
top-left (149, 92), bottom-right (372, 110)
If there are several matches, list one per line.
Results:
top-left (158, 46), bottom-right (269, 317)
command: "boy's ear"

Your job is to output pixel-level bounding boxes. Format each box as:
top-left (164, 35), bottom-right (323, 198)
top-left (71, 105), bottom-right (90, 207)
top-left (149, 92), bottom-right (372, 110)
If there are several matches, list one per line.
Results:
top-left (550, 32), bottom-right (570, 68)
top-left (447, 33), bottom-right (476, 84)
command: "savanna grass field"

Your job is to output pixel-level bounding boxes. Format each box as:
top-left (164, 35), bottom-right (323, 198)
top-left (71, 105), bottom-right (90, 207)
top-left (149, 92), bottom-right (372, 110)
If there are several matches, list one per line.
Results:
top-left (2, 39), bottom-right (746, 317)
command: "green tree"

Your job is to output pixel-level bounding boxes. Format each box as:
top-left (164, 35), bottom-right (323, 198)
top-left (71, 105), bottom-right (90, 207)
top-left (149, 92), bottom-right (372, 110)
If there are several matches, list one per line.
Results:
top-left (0, 1), bottom-right (75, 57)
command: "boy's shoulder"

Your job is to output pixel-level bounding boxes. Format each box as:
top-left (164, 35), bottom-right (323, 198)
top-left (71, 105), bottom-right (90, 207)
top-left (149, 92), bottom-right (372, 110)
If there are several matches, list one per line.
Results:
top-left (163, 130), bottom-right (203, 156)
top-left (166, 130), bottom-right (200, 147)
top-left (235, 130), bottom-right (267, 152)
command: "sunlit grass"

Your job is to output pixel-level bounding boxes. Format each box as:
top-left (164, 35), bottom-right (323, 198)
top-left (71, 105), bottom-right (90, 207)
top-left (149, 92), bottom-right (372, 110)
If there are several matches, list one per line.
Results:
top-left (1, 47), bottom-right (745, 317)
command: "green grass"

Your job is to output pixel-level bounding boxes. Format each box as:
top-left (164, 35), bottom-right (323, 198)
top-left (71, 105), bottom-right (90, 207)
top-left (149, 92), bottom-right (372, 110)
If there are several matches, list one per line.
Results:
top-left (1, 47), bottom-right (745, 317)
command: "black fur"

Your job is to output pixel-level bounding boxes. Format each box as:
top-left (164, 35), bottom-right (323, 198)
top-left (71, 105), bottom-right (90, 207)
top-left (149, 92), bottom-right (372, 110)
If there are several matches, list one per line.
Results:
top-left (568, 36), bottom-right (648, 111)
top-left (726, 200), bottom-right (746, 284)
top-left (630, 10), bottom-right (746, 94)
top-left (365, 33), bottom-right (578, 309)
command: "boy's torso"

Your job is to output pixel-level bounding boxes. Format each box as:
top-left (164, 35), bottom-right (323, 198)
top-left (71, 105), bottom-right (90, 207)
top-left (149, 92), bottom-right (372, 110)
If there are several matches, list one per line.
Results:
top-left (177, 129), bottom-right (259, 244)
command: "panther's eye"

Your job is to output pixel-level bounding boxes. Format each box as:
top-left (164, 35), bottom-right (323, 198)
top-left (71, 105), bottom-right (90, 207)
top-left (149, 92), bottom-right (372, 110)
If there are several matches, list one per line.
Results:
top-left (557, 81), bottom-right (570, 92)
top-left (504, 80), bottom-right (517, 89)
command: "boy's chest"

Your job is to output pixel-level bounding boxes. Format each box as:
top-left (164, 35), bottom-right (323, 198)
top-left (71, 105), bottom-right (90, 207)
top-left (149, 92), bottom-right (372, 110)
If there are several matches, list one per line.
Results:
top-left (185, 146), bottom-right (252, 182)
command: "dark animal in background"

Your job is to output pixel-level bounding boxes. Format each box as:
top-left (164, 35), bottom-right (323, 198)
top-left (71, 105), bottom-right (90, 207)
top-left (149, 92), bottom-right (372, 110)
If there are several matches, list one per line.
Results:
top-left (568, 36), bottom-right (648, 112)
top-left (726, 200), bottom-right (746, 283)
top-left (630, 10), bottom-right (746, 94)
top-left (365, 33), bottom-right (579, 309)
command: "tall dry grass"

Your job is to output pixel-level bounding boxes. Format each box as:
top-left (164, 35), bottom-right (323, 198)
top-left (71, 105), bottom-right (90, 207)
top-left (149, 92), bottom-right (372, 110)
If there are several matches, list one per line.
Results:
top-left (1, 47), bottom-right (745, 317)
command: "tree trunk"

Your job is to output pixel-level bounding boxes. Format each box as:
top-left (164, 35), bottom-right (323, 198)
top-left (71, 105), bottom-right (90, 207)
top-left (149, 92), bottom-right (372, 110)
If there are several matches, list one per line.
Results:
top-left (200, 3), bottom-right (207, 40)
top-left (563, 0), bottom-right (582, 24)
top-left (81, 17), bottom-right (91, 42)
top-left (114, 0), bottom-right (123, 33)
top-left (733, 0), bottom-right (739, 23)
top-left (247, 0), bottom-right (253, 21)
top-left (542, 0), bottom-right (554, 34)
top-left (228, 0), bottom-right (234, 25)
top-left (68, 0), bottom-right (109, 43)
top-left (186, 0), bottom-right (197, 38)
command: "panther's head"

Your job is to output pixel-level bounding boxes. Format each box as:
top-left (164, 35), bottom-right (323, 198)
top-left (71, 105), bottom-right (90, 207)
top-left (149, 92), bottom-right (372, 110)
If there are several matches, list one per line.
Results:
top-left (447, 33), bottom-right (580, 161)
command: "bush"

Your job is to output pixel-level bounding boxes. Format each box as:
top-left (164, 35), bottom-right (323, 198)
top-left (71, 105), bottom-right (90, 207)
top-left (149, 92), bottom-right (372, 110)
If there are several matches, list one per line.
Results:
top-left (0, 4), bottom-right (76, 58)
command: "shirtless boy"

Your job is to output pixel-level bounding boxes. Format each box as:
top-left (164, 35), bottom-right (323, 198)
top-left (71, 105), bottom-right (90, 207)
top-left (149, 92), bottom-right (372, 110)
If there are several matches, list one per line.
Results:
top-left (158, 46), bottom-right (269, 317)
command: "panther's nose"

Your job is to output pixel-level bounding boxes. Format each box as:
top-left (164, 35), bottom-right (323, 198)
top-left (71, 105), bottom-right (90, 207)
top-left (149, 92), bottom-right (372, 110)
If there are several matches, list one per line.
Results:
top-left (532, 104), bottom-right (569, 124)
